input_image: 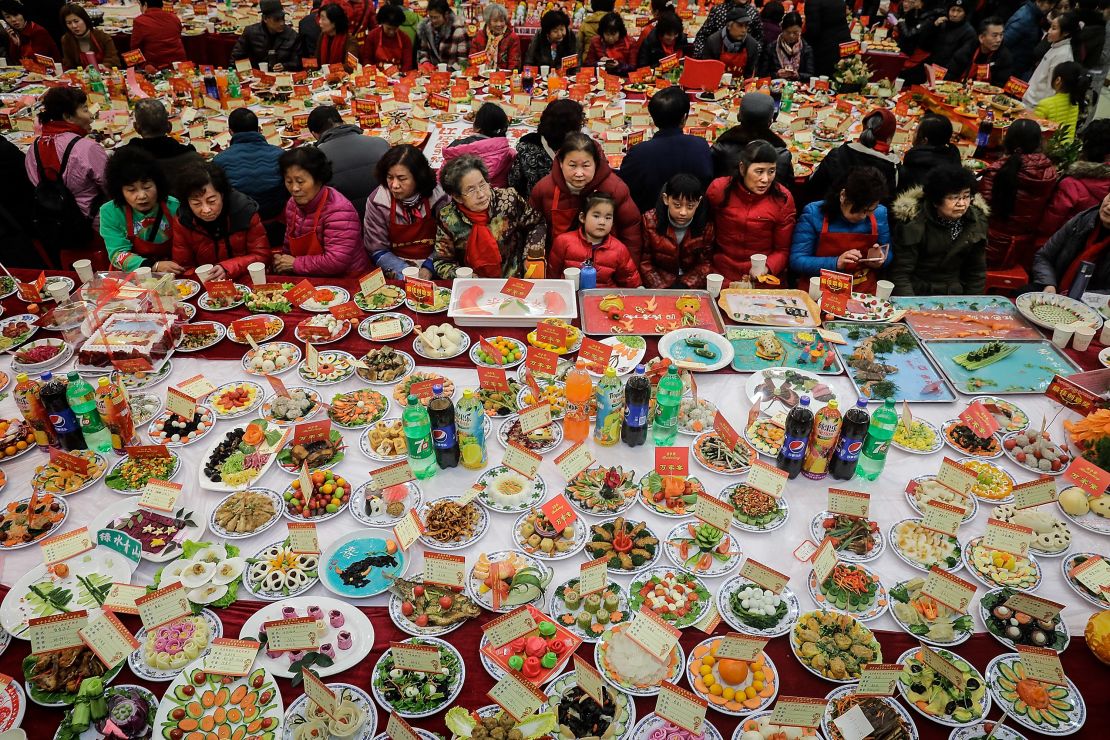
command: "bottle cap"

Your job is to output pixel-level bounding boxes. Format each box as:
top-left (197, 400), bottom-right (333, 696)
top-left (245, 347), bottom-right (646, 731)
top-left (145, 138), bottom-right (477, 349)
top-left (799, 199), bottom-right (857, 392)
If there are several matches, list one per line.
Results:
top-left (634, 364), bottom-right (645, 374)
top-left (98, 377), bottom-right (110, 387)
top-left (798, 395), bottom-right (810, 405)
top-left (432, 384), bottom-right (443, 395)
top-left (16, 373), bottom-right (27, 382)
top-left (856, 398), bottom-right (868, 408)
top-left (41, 372), bottom-right (53, 382)
top-left (407, 394), bottom-right (419, 405)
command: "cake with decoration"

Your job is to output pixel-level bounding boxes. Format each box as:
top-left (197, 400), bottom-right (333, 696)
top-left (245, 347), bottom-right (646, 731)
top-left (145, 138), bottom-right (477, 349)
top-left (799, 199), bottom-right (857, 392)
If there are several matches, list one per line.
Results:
top-left (78, 312), bottom-right (180, 367)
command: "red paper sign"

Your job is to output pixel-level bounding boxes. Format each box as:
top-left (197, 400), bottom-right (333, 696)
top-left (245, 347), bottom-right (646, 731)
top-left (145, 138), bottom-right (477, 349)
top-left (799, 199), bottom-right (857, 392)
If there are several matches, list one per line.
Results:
top-left (122, 49), bottom-right (146, 67)
top-left (284, 279), bottom-right (317, 307)
top-left (500, 278), bottom-right (534, 299)
top-left (526, 346), bottom-right (559, 376)
top-left (540, 494), bottom-right (578, 530)
top-left (479, 337), bottom-right (505, 364)
top-left (839, 40), bottom-right (861, 57)
top-left (535, 321), bottom-right (568, 349)
top-left (409, 377), bottom-right (444, 401)
top-left (1004, 76), bottom-right (1030, 98)
top-left (405, 277), bottom-right (435, 305)
top-left (1044, 375), bottom-right (1103, 417)
top-left (49, 448), bottom-right (90, 476)
top-left (328, 301), bottom-right (362, 320)
top-left (959, 401), bottom-right (1001, 439)
top-left (111, 357), bottom-right (154, 373)
top-left (477, 366), bottom-right (511, 393)
top-left (820, 269), bottom-right (852, 315)
top-left (125, 445), bottom-right (170, 459)
top-left (293, 419), bottom-right (332, 446)
top-left (655, 447), bottom-right (689, 477)
top-left (1063, 457), bottom-right (1110, 497)
top-left (659, 53), bottom-right (680, 72)
top-left (230, 317), bottom-right (272, 340)
top-left (204, 280), bottom-right (239, 301)
top-left (578, 337), bottom-right (614, 373)
top-left (714, 412), bottom-right (741, 450)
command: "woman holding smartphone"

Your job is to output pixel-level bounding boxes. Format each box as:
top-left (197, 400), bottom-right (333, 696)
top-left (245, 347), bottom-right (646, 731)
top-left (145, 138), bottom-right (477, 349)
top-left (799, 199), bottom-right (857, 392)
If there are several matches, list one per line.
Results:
top-left (788, 166), bottom-right (891, 292)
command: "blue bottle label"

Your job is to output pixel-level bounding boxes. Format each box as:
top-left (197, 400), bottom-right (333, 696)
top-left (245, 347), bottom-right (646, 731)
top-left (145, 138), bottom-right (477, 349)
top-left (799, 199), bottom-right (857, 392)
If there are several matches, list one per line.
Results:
top-left (50, 409), bottom-right (79, 435)
top-left (780, 433), bottom-right (808, 459)
top-left (834, 435), bottom-right (864, 463)
top-left (432, 424), bottom-right (457, 450)
top-left (624, 403), bottom-right (648, 427)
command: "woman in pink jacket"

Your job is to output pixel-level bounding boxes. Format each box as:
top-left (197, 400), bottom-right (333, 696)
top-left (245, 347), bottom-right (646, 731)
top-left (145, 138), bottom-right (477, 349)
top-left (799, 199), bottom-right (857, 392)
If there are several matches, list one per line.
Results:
top-left (273, 146), bottom-right (369, 277)
top-left (442, 103), bottom-right (516, 187)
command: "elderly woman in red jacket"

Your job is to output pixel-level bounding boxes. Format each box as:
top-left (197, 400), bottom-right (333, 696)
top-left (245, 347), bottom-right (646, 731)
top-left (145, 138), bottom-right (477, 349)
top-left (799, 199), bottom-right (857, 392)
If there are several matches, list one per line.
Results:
top-left (978, 119), bottom-right (1057, 271)
top-left (640, 174), bottom-right (714, 289)
top-left (529, 133), bottom-right (642, 260)
top-left (172, 162), bottom-right (270, 281)
top-left (470, 3), bottom-right (522, 70)
top-left (273, 146), bottom-right (368, 277)
top-left (707, 139), bottom-right (796, 283)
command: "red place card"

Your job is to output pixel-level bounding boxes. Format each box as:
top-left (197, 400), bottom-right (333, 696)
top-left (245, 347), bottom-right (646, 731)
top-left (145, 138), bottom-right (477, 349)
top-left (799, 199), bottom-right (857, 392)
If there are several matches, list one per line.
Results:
top-left (205, 280), bottom-right (239, 301)
top-left (265, 373), bottom-right (290, 398)
top-left (820, 269), bottom-right (852, 315)
top-left (231, 317), bottom-right (273, 340)
top-left (1063, 457), bottom-right (1110, 497)
top-left (501, 278), bottom-right (534, 299)
top-left (959, 401), bottom-right (1001, 439)
top-left (284, 279), bottom-right (317, 307)
top-left (535, 320), bottom-right (568, 349)
top-left (49, 448), bottom-right (90, 476)
top-left (655, 447), bottom-right (689, 477)
top-left (479, 337), bottom-right (505, 364)
top-left (405, 277), bottom-right (435, 305)
top-left (526, 346), bottom-right (559, 376)
top-left (328, 301), bottom-right (362, 320)
top-left (409, 377), bottom-right (443, 401)
top-left (578, 337), bottom-right (614, 373)
top-left (714, 411), bottom-right (741, 450)
top-left (293, 419), bottom-right (332, 446)
top-left (540, 494), bottom-right (578, 530)
top-left (478, 366), bottom-right (511, 393)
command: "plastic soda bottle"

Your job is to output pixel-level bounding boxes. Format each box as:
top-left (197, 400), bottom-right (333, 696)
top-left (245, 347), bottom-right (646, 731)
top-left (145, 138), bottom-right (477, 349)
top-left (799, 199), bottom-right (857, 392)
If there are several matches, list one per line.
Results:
top-left (402, 395), bottom-right (437, 480)
top-left (829, 398), bottom-right (870, 480)
top-left (13, 373), bottom-right (55, 448)
top-left (652, 365), bottom-right (683, 446)
top-left (564, 359), bottom-right (592, 443)
top-left (776, 396), bottom-right (813, 479)
top-left (593, 368), bottom-right (623, 445)
top-left (40, 373), bottom-right (84, 451)
top-left (455, 389), bottom-right (488, 470)
top-left (621, 365), bottom-right (650, 447)
top-left (428, 384), bottom-right (460, 469)
top-left (65, 371), bottom-right (112, 453)
top-left (857, 398), bottom-right (898, 481)
top-left (95, 376), bottom-right (135, 454)
top-left (802, 399), bottom-right (842, 480)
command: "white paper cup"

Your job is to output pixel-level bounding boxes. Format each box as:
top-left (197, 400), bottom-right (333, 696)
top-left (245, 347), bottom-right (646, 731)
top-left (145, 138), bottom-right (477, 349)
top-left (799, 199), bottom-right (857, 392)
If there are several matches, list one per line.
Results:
top-left (134, 266), bottom-right (152, 282)
top-left (259, 62), bottom-right (269, 73)
top-left (455, 267), bottom-right (474, 279)
top-left (809, 276), bottom-right (822, 302)
top-left (438, 63), bottom-right (448, 72)
top-left (1052, 324), bottom-right (1075, 349)
top-left (875, 280), bottom-right (894, 301)
top-left (248, 262), bottom-right (267, 285)
top-left (564, 267), bottom-right (580, 289)
top-left (72, 259), bottom-right (94, 283)
top-left (48, 284), bottom-right (69, 303)
top-left (721, 73), bottom-right (733, 87)
top-left (402, 266), bottom-right (420, 279)
top-left (750, 253), bottom-right (767, 277)
top-left (1073, 325), bottom-right (1096, 351)
top-left (1100, 322), bottom-right (1110, 346)
top-left (195, 264), bottom-right (214, 283)
top-left (706, 273), bottom-right (724, 297)
top-left (540, 65), bottom-right (550, 78)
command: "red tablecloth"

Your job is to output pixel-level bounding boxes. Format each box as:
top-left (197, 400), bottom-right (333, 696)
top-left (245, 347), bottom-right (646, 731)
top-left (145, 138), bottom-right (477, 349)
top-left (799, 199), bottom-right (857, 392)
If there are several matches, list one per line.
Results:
top-left (111, 32), bottom-right (241, 68)
top-left (1, 583), bottom-right (1106, 740)
top-left (862, 50), bottom-right (908, 83)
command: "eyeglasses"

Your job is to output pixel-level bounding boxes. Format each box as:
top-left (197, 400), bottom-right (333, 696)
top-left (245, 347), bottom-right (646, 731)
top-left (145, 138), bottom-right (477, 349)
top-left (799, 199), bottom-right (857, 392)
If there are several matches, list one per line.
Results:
top-left (461, 181), bottom-right (490, 199)
top-left (944, 192), bottom-right (972, 204)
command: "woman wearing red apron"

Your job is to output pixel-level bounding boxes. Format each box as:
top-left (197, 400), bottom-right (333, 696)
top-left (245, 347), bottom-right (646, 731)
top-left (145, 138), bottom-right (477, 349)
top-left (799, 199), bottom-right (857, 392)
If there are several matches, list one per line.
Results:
top-left (788, 167), bottom-right (893, 293)
top-left (528, 133), bottom-right (643, 261)
top-left (315, 4), bottom-right (360, 70)
top-left (360, 5), bottom-right (415, 71)
top-left (98, 148), bottom-right (183, 274)
top-left (363, 145), bottom-right (448, 279)
top-left (273, 147), bottom-right (369, 277)
top-left (704, 9), bottom-right (759, 78)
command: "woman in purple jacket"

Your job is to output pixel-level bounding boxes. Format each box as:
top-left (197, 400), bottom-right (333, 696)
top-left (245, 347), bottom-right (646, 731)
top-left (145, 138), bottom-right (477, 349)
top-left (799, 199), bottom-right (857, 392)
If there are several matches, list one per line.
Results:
top-left (363, 144), bottom-right (447, 279)
top-left (273, 146), bottom-right (368, 277)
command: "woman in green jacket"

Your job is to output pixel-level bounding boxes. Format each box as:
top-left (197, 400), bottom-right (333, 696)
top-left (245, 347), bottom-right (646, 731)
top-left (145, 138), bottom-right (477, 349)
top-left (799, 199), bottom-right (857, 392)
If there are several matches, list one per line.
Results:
top-left (888, 165), bottom-right (989, 296)
top-left (99, 147), bottom-right (182, 274)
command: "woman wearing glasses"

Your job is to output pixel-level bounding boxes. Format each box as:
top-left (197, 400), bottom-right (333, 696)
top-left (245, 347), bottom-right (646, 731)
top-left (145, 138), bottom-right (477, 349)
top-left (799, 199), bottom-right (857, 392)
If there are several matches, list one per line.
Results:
top-left (432, 155), bottom-right (546, 278)
top-left (888, 165), bottom-right (988, 296)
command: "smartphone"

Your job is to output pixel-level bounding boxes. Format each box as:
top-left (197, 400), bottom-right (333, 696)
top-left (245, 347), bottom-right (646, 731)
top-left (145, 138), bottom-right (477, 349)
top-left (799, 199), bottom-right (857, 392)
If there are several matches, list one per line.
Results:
top-left (857, 244), bottom-right (889, 265)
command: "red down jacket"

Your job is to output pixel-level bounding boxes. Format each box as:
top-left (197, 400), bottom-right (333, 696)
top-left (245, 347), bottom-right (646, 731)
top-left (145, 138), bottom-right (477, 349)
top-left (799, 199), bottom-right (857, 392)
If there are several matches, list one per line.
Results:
top-left (706, 175), bottom-right (796, 283)
top-left (639, 210), bottom-right (715, 289)
top-left (978, 152), bottom-right (1058, 270)
top-left (171, 192), bottom-right (270, 280)
top-left (1037, 160), bottom-right (1110, 247)
top-left (529, 148), bottom-right (643, 262)
top-left (548, 229), bottom-right (641, 287)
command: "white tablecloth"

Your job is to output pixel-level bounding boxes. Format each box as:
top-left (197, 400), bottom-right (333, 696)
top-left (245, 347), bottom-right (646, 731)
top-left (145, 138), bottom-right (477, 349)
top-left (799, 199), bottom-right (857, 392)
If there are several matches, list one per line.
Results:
top-left (1, 354), bottom-right (1104, 636)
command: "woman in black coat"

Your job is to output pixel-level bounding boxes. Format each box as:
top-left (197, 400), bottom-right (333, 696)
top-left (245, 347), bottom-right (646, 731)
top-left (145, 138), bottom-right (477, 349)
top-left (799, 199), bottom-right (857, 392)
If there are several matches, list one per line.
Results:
top-left (803, 0), bottom-right (851, 76)
top-left (901, 113), bottom-right (962, 192)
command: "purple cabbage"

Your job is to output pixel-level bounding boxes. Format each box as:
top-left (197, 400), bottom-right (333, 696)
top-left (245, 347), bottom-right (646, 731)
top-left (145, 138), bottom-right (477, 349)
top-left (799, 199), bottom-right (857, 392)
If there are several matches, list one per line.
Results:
top-left (94, 687), bottom-right (152, 739)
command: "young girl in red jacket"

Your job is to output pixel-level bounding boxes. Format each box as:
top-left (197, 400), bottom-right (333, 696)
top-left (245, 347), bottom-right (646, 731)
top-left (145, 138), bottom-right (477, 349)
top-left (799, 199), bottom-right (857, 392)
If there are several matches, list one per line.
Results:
top-left (640, 174), bottom-right (714, 288)
top-left (548, 192), bottom-right (642, 287)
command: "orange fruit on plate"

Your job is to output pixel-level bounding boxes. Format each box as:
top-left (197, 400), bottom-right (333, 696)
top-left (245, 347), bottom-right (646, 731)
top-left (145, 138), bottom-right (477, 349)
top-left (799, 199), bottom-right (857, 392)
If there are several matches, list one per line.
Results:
top-left (718, 658), bottom-right (749, 686)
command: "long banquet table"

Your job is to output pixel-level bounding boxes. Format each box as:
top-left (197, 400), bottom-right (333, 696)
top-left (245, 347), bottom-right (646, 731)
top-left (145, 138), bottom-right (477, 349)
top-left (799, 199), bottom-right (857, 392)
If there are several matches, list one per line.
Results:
top-left (0, 269), bottom-right (1107, 739)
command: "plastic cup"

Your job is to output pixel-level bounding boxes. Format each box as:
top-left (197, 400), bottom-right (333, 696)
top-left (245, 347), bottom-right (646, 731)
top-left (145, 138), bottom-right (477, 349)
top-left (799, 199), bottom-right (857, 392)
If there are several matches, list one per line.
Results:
top-left (195, 264), bottom-right (214, 283)
top-left (706, 273), bottom-right (724, 297)
top-left (721, 73), bottom-right (733, 87)
top-left (134, 266), bottom-right (152, 282)
top-left (438, 63), bottom-right (448, 72)
top-left (402, 266), bottom-right (420, 280)
top-left (564, 267), bottom-right (580, 289)
top-left (1073, 325), bottom-right (1096, 352)
top-left (48, 284), bottom-right (69, 303)
top-left (1052, 324), bottom-right (1074, 349)
top-left (875, 280), bottom-right (894, 301)
top-left (809, 276), bottom-right (822, 301)
top-left (455, 267), bottom-right (474, 279)
top-left (1100, 322), bottom-right (1110, 346)
top-left (750, 253), bottom-right (767, 278)
top-left (248, 262), bottom-right (267, 285)
top-left (540, 65), bottom-right (550, 78)
top-left (72, 259), bottom-right (94, 283)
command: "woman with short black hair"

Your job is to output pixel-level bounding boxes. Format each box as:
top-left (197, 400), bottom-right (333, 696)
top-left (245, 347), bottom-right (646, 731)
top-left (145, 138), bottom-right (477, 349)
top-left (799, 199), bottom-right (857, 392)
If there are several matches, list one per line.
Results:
top-left (172, 162), bottom-right (270, 280)
top-left (59, 4), bottom-right (121, 69)
top-left (100, 147), bottom-right (180, 273)
top-left (524, 10), bottom-right (577, 68)
top-left (363, 144), bottom-right (447, 278)
top-left (432, 155), bottom-right (546, 278)
top-left (508, 99), bottom-right (585, 198)
top-left (637, 12), bottom-right (687, 67)
top-left (362, 3), bottom-right (413, 69)
top-left (789, 167), bottom-right (892, 291)
top-left (316, 4), bottom-right (359, 67)
top-left (274, 146), bottom-right (366, 276)
top-left (889, 165), bottom-right (988, 295)
top-left (707, 140), bottom-right (796, 283)
top-left (901, 112), bottom-right (961, 192)
top-left (444, 102), bottom-right (516, 187)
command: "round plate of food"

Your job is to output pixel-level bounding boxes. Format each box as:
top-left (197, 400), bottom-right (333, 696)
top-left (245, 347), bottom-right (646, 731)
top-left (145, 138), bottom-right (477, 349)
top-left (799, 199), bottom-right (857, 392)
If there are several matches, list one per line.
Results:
top-left (716, 575), bottom-right (799, 638)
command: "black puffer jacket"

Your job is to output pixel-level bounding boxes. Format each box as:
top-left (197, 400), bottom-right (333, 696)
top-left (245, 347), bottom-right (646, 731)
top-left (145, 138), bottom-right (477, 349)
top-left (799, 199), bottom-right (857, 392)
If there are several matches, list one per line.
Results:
top-left (901, 143), bottom-right (962, 192)
top-left (507, 132), bottom-right (553, 200)
top-left (711, 125), bottom-right (793, 185)
top-left (231, 22), bottom-right (301, 69)
top-left (1032, 207), bottom-right (1110, 292)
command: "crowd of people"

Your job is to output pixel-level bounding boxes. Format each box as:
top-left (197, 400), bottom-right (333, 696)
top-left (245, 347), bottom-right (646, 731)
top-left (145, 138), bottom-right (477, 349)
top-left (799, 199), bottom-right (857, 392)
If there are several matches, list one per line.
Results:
top-left (0, 0), bottom-right (1108, 297)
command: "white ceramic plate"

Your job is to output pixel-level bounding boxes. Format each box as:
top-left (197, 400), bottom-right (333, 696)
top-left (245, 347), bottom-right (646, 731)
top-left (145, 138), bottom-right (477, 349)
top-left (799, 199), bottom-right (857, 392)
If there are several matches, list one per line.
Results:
top-left (716, 575), bottom-right (799, 638)
top-left (281, 682), bottom-right (377, 740)
top-left (350, 480), bottom-right (423, 528)
top-left (658, 328), bottom-right (735, 372)
top-left (128, 609), bottom-right (223, 681)
top-left (175, 322), bottom-right (226, 353)
top-left (0, 494), bottom-right (68, 551)
top-left (417, 497), bottom-right (489, 551)
top-left (358, 312), bottom-right (414, 342)
top-left (207, 380), bottom-right (265, 419)
top-left (242, 341), bottom-right (301, 375)
top-left (208, 488), bottom-right (284, 540)
top-left (239, 595), bottom-right (375, 678)
top-left (152, 655), bottom-right (283, 738)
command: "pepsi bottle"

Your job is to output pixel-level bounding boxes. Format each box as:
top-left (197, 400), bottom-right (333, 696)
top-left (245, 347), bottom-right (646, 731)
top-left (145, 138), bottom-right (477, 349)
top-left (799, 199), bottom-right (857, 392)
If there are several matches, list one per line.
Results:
top-left (829, 398), bottom-right (871, 480)
top-left (428, 384), bottom-right (459, 469)
top-left (776, 395), bottom-right (812, 480)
